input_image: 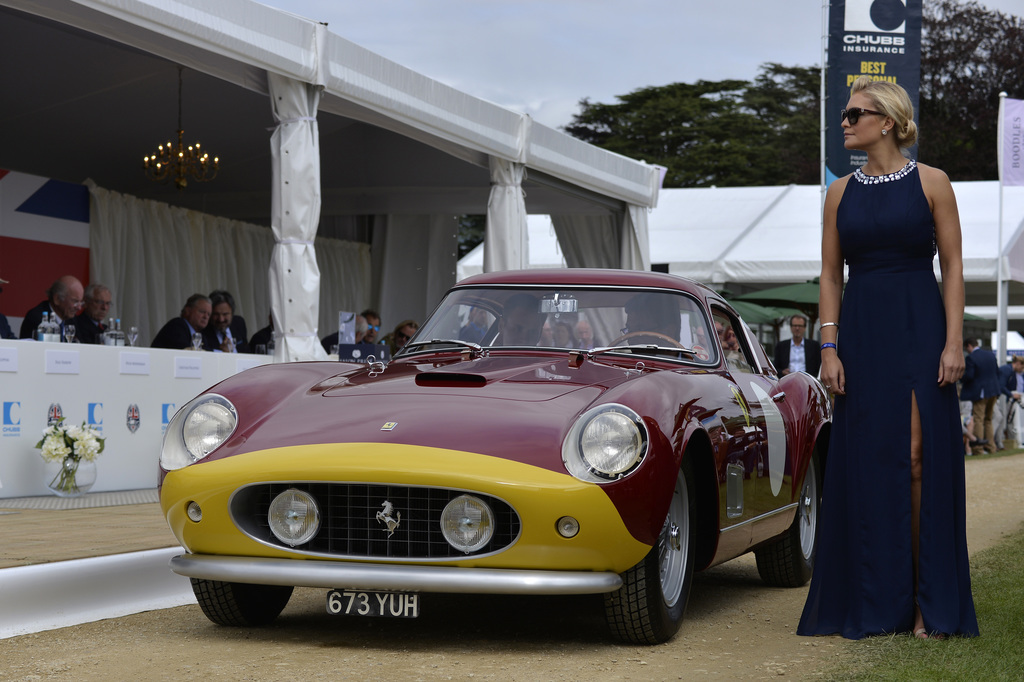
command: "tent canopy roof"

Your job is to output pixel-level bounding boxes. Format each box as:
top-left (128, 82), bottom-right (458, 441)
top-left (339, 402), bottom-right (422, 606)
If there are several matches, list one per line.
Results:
top-left (0, 0), bottom-right (660, 227)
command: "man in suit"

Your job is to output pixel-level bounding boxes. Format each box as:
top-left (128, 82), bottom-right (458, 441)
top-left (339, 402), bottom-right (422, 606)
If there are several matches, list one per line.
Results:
top-left (774, 315), bottom-right (821, 378)
top-left (19, 275), bottom-right (84, 340)
top-left (152, 294), bottom-right (212, 349)
top-left (992, 355), bottom-right (1024, 450)
top-left (962, 338), bottom-right (1001, 455)
top-left (72, 283), bottom-right (112, 344)
top-left (204, 291), bottom-right (249, 353)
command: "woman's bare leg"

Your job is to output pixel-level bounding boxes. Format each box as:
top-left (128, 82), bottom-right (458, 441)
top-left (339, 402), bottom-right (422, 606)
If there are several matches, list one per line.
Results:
top-left (911, 392), bottom-right (926, 635)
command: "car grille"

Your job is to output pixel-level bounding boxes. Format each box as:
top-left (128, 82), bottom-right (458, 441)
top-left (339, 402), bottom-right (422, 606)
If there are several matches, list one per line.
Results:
top-left (232, 482), bottom-right (521, 560)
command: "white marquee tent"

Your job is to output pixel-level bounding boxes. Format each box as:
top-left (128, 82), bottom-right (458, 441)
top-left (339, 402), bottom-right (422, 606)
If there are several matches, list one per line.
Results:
top-left (0, 0), bottom-right (660, 359)
top-left (460, 183), bottom-right (1024, 320)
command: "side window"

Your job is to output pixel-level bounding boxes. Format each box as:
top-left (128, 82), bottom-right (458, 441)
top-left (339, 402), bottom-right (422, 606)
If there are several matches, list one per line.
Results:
top-left (711, 308), bottom-right (754, 374)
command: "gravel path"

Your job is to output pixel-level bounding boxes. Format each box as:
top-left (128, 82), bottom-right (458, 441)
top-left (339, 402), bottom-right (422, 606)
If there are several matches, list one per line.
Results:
top-left (1, 454), bottom-right (1021, 681)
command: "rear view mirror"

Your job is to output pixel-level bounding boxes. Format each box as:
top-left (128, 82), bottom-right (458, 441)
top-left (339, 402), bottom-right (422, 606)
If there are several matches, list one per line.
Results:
top-left (540, 296), bottom-right (577, 314)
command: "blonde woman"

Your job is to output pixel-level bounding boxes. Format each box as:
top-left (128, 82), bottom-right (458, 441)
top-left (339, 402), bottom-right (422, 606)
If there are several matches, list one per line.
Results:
top-left (798, 77), bottom-right (979, 640)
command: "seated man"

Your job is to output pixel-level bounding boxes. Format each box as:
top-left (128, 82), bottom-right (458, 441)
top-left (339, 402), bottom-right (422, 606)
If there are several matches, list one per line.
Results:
top-left (204, 291), bottom-right (248, 353)
top-left (19, 275), bottom-right (85, 339)
top-left (620, 293), bottom-right (681, 345)
top-left (152, 294), bottom-right (212, 349)
top-left (210, 290), bottom-right (248, 348)
top-left (73, 283), bottom-right (112, 344)
top-left (322, 314), bottom-right (368, 352)
top-left (496, 294), bottom-right (544, 347)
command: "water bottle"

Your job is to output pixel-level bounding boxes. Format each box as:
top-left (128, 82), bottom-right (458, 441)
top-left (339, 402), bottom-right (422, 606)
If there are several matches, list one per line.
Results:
top-left (46, 313), bottom-right (60, 343)
top-left (36, 312), bottom-right (49, 342)
top-left (114, 319), bottom-right (125, 346)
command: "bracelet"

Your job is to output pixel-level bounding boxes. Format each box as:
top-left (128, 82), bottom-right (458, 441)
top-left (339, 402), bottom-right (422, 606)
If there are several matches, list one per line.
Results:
top-left (821, 342), bottom-right (837, 351)
top-left (820, 322), bottom-right (839, 329)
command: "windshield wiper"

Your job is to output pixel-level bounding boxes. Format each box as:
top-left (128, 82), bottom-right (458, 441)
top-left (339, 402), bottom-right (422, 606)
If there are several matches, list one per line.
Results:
top-left (402, 338), bottom-right (484, 357)
top-left (586, 344), bottom-right (698, 359)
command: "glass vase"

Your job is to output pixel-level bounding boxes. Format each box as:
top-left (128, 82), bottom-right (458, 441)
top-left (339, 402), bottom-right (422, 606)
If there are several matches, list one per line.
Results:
top-left (44, 457), bottom-right (97, 497)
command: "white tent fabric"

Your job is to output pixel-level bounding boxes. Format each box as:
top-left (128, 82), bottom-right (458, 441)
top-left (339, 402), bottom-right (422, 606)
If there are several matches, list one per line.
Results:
top-left (459, 215), bottom-right (565, 281)
top-left (267, 72), bottom-right (325, 362)
top-left (483, 157), bottom-right (528, 272)
top-left (87, 183), bottom-right (370, 346)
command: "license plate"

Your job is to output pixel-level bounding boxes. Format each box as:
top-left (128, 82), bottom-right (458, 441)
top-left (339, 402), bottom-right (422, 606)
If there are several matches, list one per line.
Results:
top-left (326, 589), bottom-right (420, 618)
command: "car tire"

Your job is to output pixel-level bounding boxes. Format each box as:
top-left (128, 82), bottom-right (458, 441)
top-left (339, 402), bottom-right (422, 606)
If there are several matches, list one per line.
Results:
top-left (755, 449), bottom-right (821, 587)
top-left (190, 578), bottom-right (294, 626)
top-left (604, 462), bottom-right (696, 644)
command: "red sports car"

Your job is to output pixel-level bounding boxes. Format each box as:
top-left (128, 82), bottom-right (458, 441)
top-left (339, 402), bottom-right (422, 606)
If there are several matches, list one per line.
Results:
top-left (160, 269), bottom-right (830, 644)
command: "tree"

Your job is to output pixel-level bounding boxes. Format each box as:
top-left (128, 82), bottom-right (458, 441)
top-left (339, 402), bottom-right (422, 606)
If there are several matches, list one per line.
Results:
top-left (920, 0), bottom-right (1024, 180)
top-left (564, 65), bottom-right (819, 188)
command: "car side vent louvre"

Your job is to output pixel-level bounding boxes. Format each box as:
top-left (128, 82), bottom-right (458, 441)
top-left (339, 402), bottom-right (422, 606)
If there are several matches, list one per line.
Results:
top-left (414, 373), bottom-right (487, 387)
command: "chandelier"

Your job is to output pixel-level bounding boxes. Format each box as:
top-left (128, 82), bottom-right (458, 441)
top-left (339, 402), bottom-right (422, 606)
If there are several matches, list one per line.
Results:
top-left (143, 67), bottom-right (219, 190)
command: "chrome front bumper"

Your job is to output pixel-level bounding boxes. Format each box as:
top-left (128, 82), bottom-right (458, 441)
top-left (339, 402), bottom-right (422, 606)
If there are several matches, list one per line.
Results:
top-left (170, 554), bottom-right (623, 595)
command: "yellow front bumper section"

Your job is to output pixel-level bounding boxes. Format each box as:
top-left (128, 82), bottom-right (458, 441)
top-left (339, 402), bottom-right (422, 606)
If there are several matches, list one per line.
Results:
top-left (161, 443), bottom-right (652, 575)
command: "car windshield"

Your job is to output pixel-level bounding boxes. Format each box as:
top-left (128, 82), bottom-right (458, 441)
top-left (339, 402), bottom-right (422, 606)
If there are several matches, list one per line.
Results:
top-left (406, 286), bottom-right (718, 365)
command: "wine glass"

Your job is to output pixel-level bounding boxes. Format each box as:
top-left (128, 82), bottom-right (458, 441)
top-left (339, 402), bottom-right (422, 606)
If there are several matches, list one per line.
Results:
top-left (127, 326), bottom-right (139, 347)
top-left (191, 332), bottom-right (204, 351)
top-left (63, 324), bottom-right (76, 344)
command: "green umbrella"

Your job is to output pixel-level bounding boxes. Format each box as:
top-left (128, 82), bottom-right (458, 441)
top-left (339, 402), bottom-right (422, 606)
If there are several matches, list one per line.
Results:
top-left (727, 299), bottom-right (801, 325)
top-left (734, 279), bottom-right (821, 327)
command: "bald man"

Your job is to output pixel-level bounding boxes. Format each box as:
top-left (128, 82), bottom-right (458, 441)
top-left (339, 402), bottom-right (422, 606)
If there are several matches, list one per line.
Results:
top-left (19, 275), bottom-right (85, 339)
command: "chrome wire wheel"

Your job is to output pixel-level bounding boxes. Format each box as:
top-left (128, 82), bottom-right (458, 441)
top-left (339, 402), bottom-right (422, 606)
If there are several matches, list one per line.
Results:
top-left (798, 457), bottom-right (818, 561)
top-left (658, 469), bottom-right (690, 608)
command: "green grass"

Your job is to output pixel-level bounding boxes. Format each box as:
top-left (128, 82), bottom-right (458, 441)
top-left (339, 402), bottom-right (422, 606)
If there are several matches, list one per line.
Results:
top-left (823, 470), bottom-right (1024, 681)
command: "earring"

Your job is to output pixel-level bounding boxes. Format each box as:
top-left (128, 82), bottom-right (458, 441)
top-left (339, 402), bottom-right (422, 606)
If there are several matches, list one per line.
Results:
top-left (882, 129), bottom-right (888, 136)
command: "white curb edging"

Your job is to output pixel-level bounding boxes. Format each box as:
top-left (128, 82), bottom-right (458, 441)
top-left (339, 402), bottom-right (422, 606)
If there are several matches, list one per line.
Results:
top-left (0, 547), bottom-right (196, 639)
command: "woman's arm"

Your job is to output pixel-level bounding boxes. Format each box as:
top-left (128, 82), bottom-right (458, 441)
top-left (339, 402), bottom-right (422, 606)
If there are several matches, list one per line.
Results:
top-left (920, 163), bottom-right (965, 387)
top-left (819, 177), bottom-right (848, 394)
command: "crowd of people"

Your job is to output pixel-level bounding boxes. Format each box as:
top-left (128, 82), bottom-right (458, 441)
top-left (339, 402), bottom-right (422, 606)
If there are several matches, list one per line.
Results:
top-left (0, 274), bottom-right (418, 359)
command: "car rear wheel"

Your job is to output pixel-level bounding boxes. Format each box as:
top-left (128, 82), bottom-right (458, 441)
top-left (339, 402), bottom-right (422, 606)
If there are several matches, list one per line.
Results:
top-left (604, 463), bottom-right (696, 644)
top-left (754, 450), bottom-right (821, 587)
top-left (191, 578), bottom-right (294, 626)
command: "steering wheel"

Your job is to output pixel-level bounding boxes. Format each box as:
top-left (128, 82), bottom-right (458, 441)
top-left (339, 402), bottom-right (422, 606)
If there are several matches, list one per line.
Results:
top-left (609, 331), bottom-right (685, 348)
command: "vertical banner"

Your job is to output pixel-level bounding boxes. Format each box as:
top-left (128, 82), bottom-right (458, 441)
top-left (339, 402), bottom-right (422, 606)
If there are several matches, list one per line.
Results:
top-left (825, 0), bottom-right (923, 185)
top-left (1001, 97), bottom-right (1024, 186)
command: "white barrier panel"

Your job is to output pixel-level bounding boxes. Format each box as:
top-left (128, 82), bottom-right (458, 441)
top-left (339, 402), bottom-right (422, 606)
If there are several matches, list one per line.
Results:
top-left (0, 340), bottom-right (271, 498)
top-left (0, 548), bottom-right (196, 639)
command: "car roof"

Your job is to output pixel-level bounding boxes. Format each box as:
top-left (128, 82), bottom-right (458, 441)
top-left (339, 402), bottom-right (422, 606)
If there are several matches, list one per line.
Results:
top-left (456, 268), bottom-right (722, 302)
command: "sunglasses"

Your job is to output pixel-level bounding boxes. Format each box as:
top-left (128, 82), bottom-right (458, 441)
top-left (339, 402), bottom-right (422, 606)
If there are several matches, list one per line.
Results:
top-left (840, 107), bottom-right (885, 125)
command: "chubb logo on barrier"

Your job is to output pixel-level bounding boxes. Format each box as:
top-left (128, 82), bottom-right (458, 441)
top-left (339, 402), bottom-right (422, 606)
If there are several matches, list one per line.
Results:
top-left (88, 402), bottom-right (104, 434)
top-left (845, 0), bottom-right (907, 34)
top-left (162, 403), bottom-right (176, 435)
top-left (2, 401), bottom-right (21, 437)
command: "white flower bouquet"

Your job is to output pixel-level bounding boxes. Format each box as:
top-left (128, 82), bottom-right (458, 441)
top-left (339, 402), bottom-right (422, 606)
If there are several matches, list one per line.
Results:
top-left (35, 418), bottom-right (105, 495)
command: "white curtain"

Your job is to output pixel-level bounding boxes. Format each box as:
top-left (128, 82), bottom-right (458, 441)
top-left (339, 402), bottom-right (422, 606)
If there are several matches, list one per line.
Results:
top-left (372, 214), bottom-right (458, 334)
top-left (483, 157), bottom-right (527, 272)
top-left (268, 73), bottom-right (324, 362)
top-left (87, 183), bottom-right (370, 348)
top-left (551, 204), bottom-right (650, 271)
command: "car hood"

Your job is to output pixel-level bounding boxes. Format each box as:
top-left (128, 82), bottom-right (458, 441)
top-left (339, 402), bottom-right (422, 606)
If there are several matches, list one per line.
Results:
top-left (322, 354), bottom-right (620, 402)
top-left (209, 354), bottom-right (651, 474)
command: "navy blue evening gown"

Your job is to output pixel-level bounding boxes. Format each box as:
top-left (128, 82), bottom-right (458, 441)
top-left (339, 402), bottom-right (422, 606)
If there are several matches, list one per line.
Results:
top-left (798, 160), bottom-right (979, 639)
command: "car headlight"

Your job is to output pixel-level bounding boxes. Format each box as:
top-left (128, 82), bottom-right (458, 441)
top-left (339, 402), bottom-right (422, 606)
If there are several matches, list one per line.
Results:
top-left (160, 394), bottom-right (237, 471)
top-left (440, 494), bottom-right (494, 553)
top-left (562, 404), bottom-right (648, 483)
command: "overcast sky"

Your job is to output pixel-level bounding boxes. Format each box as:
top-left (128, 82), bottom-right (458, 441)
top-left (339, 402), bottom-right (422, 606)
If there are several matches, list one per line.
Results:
top-left (263, 0), bottom-right (1022, 129)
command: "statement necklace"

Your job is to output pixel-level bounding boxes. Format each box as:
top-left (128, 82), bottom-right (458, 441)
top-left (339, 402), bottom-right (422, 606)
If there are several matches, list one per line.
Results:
top-left (854, 159), bottom-right (916, 185)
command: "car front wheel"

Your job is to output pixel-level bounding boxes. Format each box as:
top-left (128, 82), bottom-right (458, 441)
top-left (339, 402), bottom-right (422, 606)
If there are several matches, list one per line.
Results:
top-left (191, 578), bottom-right (294, 626)
top-left (604, 463), bottom-right (696, 644)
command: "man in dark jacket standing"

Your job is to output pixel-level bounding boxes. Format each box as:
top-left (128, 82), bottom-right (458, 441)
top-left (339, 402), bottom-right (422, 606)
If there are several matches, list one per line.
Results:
top-left (773, 315), bottom-right (821, 378)
top-left (962, 338), bottom-right (1001, 455)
